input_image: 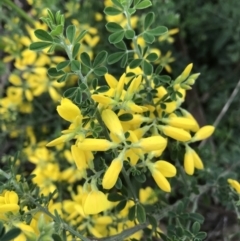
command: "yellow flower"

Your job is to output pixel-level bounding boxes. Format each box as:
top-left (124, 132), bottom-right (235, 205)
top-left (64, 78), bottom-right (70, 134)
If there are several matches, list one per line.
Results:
top-left (46, 133), bottom-right (74, 147)
top-left (77, 139), bottom-right (117, 151)
top-left (57, 98), bottom-right (81, 122)
top-left (102, 109), bottom-right (125, 141)
top-left (83, 190), bottom-right (109, 215)
top-left (139, 187), bottom-right (158, 205)
top-left (102, 158), bottom-right (123, 189)
top-left (134, 136), bottom-right (167, 152)
top-left (228, 179), bottom-right (240, 193)
top-left (158, 125), bottom-right (191, 142)
top-left (147, 161), bottom-right (176, 192)
top-left (184, 145), bottom-right (204, 175)
top-left (162, 116), bottom-right (197, 130)
top-left (154, 160), bottom-right (177, 177)
top-left (174, 63), bottom-right (193, 84)
top-left (191, 125), bottom-right (215, 142)
top-left (71, 145), bottom-right (88, 171)
top-left (0, 190), bottom-right (20, 213)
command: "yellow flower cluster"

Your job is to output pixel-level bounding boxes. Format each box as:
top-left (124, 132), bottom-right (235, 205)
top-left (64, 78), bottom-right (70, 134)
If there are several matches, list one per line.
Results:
top-left (46, 63), bottom-right (215, 217)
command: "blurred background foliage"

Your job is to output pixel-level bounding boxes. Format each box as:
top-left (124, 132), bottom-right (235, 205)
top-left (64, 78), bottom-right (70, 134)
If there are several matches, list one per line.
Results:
top-left (0, 0), bottom-right (240, 240)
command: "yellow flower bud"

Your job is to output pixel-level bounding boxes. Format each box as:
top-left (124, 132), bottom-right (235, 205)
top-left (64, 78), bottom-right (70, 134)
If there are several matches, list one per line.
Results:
top-left (192, 150), bottom-right (204, 170)
top-left (159, 125), bottom-right (191, 142)
top-left (174, 63), bottom-right (193, 84)
top-left (228, 179), bottom-right (240, 193)
top-left (150, 167), bottom-right (171, 192)
top-left (184, 149), bottom-right (194, 175)
top-left (154, 161), bottom-right (177, 177)
top-left (191, 125), bottom-right (215, 142)
top-left (162, 117), bottom-right (197, 130)
top-left (104, 73), bottom-right (118, 88)
top-left (71, 145), bottom-right (87, 171)
top-left (46, 133), bottom-right (74, 147)
top-left (102, 109), bottom-right (125, 141)
top-left (91, 95), bottom-right (116, 106)
top-left (102, 158), bottom-right (123, 189)
top-left (136, 136), bottom-right (167, 152)
top-left (77, 139), bottom-right (117, 151)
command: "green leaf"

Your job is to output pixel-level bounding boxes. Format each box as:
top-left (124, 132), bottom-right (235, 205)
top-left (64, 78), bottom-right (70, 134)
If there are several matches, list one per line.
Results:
top-left (93, 66), bottom-right (108, 76)
top-left (108, 193), bottom-right (125, 202)
top-left (29, 42), bottom-right (52, 51)
top-left (125, 30), bottom-right (135, 39)
top-left (92, 78), bottom-right (98, 90)
top-left (52, 233), bottom-right (62, 241)
top-left (189, 213), bottom-right (204, 224)
top-left (93, 51), bottom-right (108, 68)
top-left (79, 83), bottom-right (87, 91)
top-left (148, 26), bottom-right (168, 36)
top-left (134, 0), bottom-right (141, 5)
top-left (116, 177), bottom-right (122, 189)
top-left (155, 65), bottom-right (163, 75)
top-left (104, 6), bottom-right (122, 16)
top-left (97, 85), bottom-right (110, 93)
top-left (63, 87), bottom-right (78, 98)
top-left (195, 231), bottom-right (207, 239)
top-left (55, 11), bottom-right (61, 24)
top-left (136, 204), bottom-right (146, 223)
top-left (48, 67), bottom-right (65, 77)
top-left (146, 52), bottom-right (159, 62)
top-left (108, 51), bottom-right (125, 64)
top-left (118, 113), bottom-right (133, 121)
top-left (57, 74), bottom-right (68, 83)
top-left (120, 53), bottom-right (128, 68)
top-left (147, 215), bottom-right (158, 230)
top-left (34, 29), bottom-right (53, 42)
top-left (115, 200), bottom-right (127, 212)
top-left (106, 22), bottom-right (123, 32)
top-left (56, 60), bottom-right (70, 70)
top-left (143, 32), bottom-right (155, 44)
top-left (127, 8), bottom-right (136, 15)
top-left (50, 25), bottom-right (63, 36)
top-left (135, 0), bottom-right (152, 9)
top-left (142, 46), bottom-right (149, 57)
top-left (74, 89), bottom-right (82, 104)
top-left (176, 201), bottom-right (184, 213)
top-left (134, 172), bottom-right (146, 183)
top-left (114, 40), bottom-right (127, 50)
top-left (72, 43), bottom-right (81, 59)
top-left (142, 60), bottom-right (153, 75)
top-left (47, 44), bottom-right (56, 54)
top-left (75, 30), bottom-right (88, 43)
top-left (144, 12), bottom-right (155, 30)
top-left (66, 25), bottom-right (76, 44)
top-left (81, 52), bottom-right (91, 68)
top-left (128, 205), bottom-right (136, 221)
top-left (159, 75), bottom-right (171, 83)
top-left (129, 59), bottom-right (142, 68)
top-left (191, 222), bottom-right (200, 234)
top-left (1, 228), bottom-right (21, 241)
top-left (112, 0), bottom-right (123, 8)
top-left (109, 31), bottom-right (125, 44)
top-left (71, 60), bottom-right (81, 72)
top-left (47, 9), bottom-right (55, 23)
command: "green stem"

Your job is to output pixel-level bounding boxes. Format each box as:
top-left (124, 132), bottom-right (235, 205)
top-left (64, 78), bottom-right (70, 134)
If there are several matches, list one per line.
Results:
top-left (27, 195), bottom-right (91, 241)
top-left (2, 0), bottom-right (35, 26)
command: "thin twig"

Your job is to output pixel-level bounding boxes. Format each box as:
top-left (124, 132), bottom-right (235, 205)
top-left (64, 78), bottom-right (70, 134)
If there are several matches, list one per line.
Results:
top-left (199, 79), bottom-right (240, 148)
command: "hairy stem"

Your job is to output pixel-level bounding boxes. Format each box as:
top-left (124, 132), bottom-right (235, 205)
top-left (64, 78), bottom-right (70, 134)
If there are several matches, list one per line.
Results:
top-left (2, 0), bottom-right (35, 26)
